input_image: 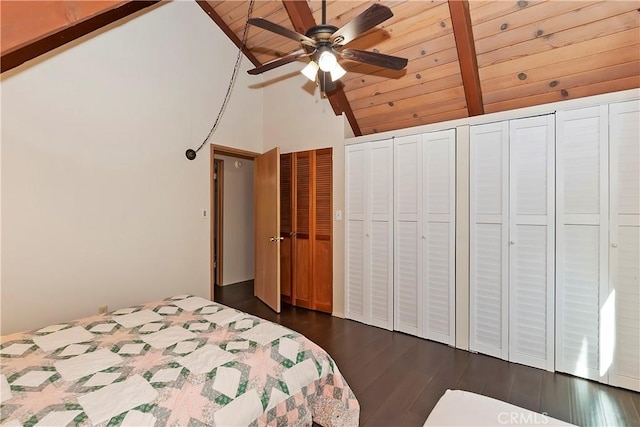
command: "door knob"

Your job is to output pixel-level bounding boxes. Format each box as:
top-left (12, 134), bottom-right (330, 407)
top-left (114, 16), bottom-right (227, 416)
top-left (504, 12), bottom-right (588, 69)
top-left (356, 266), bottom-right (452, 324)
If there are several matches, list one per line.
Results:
top-left (611, 243), bottom-right (618, 248)
top-left (510, 240), bottom-right (516, 245)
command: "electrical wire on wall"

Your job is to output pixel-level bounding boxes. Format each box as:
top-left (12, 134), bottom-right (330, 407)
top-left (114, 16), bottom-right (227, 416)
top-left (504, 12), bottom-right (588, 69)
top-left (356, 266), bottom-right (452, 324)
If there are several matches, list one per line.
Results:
top-left (186, 0), bottom-right (255, 160)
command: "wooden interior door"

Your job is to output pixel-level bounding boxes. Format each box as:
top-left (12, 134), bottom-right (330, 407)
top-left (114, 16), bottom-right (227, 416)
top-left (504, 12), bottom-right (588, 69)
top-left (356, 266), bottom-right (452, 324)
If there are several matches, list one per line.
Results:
top-left (254, 147), bottom-right (281, 312)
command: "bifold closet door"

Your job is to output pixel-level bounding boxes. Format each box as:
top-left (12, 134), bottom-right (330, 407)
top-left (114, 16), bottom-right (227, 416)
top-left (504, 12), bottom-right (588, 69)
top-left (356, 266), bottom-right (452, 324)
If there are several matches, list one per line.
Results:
top-left (556, 106), bottom-right (609, 382)
top-left (471, 116), bottom-right (555, 370)
top-left (313, 148), bottom-right (333, 313)
top-left (346, 145), bottom-right (366, 324)
top-left (293, 151), bottom-right (313, 309)
top-left (508, 115), bottom-right (555, 372)
top-left (280, 153), bottom-right (293, 305)
top-left (609, 100), bottom-right (640, 391)
top-left (394, 134), bottom-right (422, 336)
top-left (422, 130), bottom-right (456, 345)
top-left (345, 140), bottom-right (394, 330)
top-left (470, 121), bottom-right (510, 360)
top-left (394, 130), bottom-right (456, 344)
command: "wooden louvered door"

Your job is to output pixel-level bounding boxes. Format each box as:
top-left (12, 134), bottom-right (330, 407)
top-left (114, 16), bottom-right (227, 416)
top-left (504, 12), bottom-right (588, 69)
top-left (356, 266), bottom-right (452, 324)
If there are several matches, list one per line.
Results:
top-left (313, 148), bottom-right (333, 313)
top-left (280, 149), bottom-right (333, 313)
top-left (294, 151), bottom-right (313, 309)
top-left (280, 153), bottom-right (293, 305)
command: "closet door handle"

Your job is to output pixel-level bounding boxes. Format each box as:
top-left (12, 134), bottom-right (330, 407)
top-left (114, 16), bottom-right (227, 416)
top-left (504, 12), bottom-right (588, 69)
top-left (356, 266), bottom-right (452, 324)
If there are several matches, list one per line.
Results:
top-left (510, 240), bottom-right (516, 245)
top-left (611, 243), bottom-right (618, 248)
top-left (270, 236), bottom-right (284, 242)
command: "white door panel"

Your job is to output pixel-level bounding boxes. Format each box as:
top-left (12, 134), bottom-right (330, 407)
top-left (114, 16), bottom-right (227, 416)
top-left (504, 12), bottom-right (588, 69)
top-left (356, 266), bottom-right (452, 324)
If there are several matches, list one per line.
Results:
top-left (470, 122), bottom-right (510, 359)
top-left (556, 105), bottom-right (608, 382)
top-left (609, 99), bottom-right (640, 391)
top-left (509, 115), bottom-right (555, 372)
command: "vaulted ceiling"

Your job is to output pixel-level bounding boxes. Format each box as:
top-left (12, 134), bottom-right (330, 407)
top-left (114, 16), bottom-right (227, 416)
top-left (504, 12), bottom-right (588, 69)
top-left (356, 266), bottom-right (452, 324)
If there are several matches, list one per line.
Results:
top-left (2, 1), bottom-right (638, 137)
top-left (200, 0), bottom-right (640, 136)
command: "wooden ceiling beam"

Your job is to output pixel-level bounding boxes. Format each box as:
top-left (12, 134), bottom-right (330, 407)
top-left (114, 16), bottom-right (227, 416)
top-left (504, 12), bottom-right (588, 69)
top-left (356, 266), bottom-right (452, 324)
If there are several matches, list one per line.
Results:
top-left (448, 0), bottom-right (484, 116)
top-left (1, 1), bottom-right (159, 73)
top-left (196, 1), bottom-right (261, 68)
top-left (282, 0), bottom-right (362, 136)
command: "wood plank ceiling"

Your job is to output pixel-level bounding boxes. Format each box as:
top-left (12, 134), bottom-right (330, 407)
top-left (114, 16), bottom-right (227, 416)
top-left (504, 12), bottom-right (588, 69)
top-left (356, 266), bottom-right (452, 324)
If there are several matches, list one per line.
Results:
top-left (2, 1), bottom-right (637, 136)
top-left (202, 0), bottom-right (639, 136)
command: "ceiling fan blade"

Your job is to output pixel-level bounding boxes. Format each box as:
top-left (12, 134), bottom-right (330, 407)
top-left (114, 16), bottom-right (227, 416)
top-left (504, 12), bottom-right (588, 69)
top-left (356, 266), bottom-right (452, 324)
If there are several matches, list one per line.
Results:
top-left (248, 18), bottom-right (317, 47)
top-left (330, 4), bottom-right (393, 46)
top-left (340, 48), bottom-right (408, 70)
top-left (247, 49), bottom-right (309, 75)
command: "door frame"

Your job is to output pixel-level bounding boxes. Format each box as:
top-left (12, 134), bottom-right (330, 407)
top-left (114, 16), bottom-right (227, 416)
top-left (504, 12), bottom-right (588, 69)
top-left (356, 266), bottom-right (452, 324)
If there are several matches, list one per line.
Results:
top-left (209, 144), bottom-right (260, 301)
top-left (213, 158), bottom-right (224, 288)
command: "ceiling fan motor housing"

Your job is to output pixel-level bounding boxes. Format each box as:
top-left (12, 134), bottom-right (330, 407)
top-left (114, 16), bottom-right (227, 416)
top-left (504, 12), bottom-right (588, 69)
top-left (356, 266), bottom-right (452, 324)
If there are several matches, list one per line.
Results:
top-left (305, 24), bottom-right (339, 43)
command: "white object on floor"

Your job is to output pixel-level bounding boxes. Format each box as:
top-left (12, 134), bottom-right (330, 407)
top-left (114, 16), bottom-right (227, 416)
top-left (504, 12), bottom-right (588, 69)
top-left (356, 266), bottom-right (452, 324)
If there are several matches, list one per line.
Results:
top-left (424, 389), bottom-right (574, 426)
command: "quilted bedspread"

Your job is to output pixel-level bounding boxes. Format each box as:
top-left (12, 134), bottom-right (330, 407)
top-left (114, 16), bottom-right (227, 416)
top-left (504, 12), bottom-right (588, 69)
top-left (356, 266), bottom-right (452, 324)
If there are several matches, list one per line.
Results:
top-left (0, 296), bottom-right (359, 426)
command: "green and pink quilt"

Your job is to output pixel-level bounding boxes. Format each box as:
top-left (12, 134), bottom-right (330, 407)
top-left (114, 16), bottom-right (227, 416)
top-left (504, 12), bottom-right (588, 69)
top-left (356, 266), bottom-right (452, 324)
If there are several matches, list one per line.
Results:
top-left (0, 296), bottom-right (359, 426)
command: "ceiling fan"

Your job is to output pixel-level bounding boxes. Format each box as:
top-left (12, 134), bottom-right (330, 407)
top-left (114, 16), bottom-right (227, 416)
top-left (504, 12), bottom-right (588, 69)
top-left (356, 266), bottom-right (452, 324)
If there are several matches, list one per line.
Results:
top-left (246, 1), bottom-right (408, 93)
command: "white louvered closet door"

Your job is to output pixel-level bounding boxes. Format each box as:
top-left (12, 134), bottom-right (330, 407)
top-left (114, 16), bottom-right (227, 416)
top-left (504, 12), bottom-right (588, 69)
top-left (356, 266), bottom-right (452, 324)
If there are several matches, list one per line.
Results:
top-left (367, 140), bottom-right (394, 330)
top-left (394, 134), bottom-right (422, 336)
top-left (509, 115), bottom-right (555, 372)
top-left (609, 100), bottom-right (640, 391)
top-left (470, 121), bottom-right (510, 360)
top-left (556, 106), bottom-right (609, 382)
top-left (345, 144), bottom-right (366, 324)
top-left (422, 129), bottom-right (456, 345)
top-left (345, 140), bottom-right (394, 331)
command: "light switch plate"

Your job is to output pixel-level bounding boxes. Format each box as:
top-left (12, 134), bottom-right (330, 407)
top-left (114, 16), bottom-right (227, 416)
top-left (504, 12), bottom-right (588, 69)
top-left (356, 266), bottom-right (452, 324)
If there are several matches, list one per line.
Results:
top-left (335, 210), bottom-right (342, 221)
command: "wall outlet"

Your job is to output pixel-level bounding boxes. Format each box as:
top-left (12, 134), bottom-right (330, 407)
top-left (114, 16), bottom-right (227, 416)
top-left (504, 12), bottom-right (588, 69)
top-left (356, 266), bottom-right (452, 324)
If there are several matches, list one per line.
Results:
top-left (335, 210), bottom-right (343, 221)
top-left (98, 305), bottom-right (108, 315)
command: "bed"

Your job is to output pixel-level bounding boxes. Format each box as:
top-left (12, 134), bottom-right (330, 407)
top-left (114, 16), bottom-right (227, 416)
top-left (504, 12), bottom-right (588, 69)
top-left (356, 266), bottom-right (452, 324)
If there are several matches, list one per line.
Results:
top-left (424, 389), bottom-right (573, 426)
top-left (0, 295), bottom-right (359, 426)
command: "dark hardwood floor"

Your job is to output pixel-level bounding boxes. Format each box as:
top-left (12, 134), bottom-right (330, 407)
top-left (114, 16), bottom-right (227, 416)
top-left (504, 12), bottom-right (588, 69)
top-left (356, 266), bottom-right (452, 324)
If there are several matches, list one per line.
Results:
top-left (215, 281), bottom-right (640, 427)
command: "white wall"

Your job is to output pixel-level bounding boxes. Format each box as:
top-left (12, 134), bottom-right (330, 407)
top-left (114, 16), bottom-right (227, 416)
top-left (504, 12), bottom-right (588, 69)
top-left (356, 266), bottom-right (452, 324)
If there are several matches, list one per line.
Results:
top-left (0, 1), bottom-right (263, 334)
top-left (215, 155), bottom-right (254, 285)
top-left (261, 64), bottom-right (348, 317)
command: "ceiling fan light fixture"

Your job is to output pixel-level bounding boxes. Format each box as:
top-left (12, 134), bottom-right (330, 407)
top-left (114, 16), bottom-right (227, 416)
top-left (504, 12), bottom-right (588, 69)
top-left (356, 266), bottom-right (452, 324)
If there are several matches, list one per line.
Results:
top-left (301, 60), bottom-right (319, 81)
top-left (318, 48), bottom-right (338, 72)
top-left (330, 62), bottom-right (347, 81)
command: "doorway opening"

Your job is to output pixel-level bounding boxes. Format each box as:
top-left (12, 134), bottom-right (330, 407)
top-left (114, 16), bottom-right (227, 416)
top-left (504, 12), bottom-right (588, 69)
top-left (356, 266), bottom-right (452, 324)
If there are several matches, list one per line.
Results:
top-left (209, 144), bottom-right (259, 301)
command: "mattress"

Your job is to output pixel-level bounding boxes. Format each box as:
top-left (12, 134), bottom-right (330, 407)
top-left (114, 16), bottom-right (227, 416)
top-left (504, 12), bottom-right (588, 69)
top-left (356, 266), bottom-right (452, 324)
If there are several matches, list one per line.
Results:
top-left (424, 389), bottom-right (574, 426)
top-left (0, 295), bottom-right (359, 426)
